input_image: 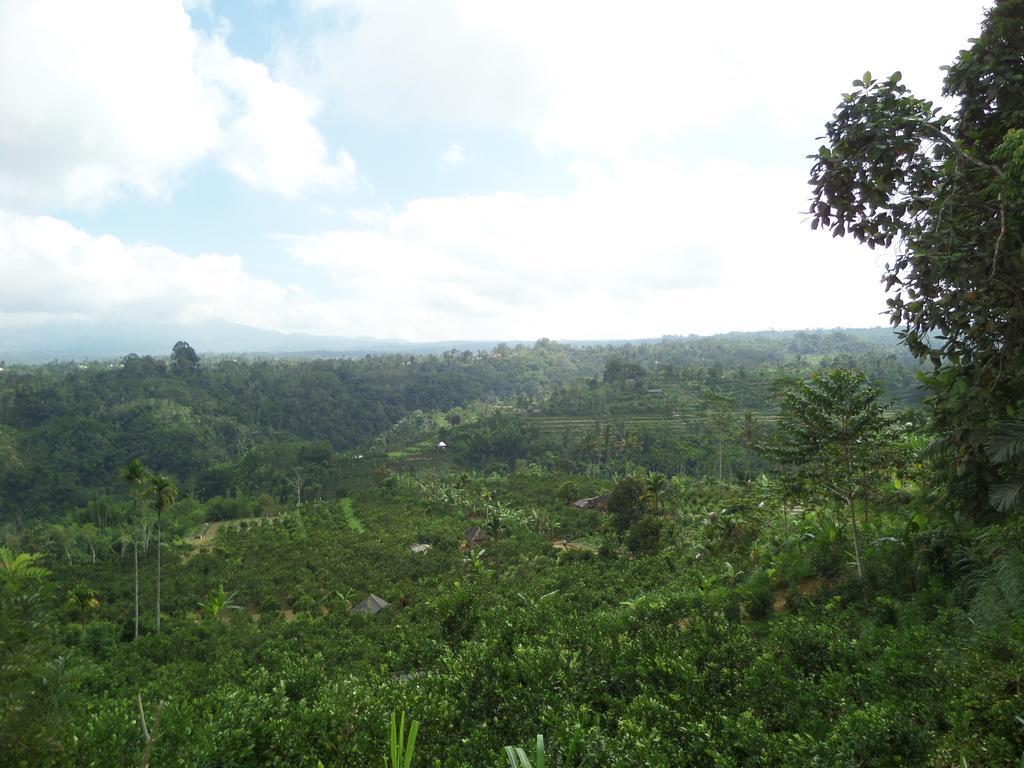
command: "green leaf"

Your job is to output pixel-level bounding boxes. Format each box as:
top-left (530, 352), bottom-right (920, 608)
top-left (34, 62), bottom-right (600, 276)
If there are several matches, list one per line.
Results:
top-left (403, 720), bottom-right (419, 768)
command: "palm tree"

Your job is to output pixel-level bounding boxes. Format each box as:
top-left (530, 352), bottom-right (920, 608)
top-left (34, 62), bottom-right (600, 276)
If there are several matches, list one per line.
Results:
top-left (644, 471), bottom-right (670, 513)
top-left (121, 459), bottom-right (148, 641)
top-left (484, 501), bottom-right (505, 547)
top-left (616, 428), bottom-right (644, 471)
top-left (198, 584), bottom-right (240, 620)
top-left (146, 474), bottom-right (177, 634)
top-left (65, 583), bottom-right (100, 625)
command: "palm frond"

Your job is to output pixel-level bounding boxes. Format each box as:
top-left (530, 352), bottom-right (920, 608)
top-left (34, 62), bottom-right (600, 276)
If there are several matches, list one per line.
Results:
top-left (920, 435), bottom-right (951, 461)
top-left (989, 482), bottom-right (1024, 514)
top-left (985, 419), bottom-right (1024, 464)
top-left (969, 549), bottom-right (1024, 627)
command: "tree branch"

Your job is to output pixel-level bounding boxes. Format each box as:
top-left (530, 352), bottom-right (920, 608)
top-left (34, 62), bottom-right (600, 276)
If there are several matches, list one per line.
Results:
top-left (992, 193), bottom-right (1007, 278)
top-left (137, 693), bottom-right (166, 768)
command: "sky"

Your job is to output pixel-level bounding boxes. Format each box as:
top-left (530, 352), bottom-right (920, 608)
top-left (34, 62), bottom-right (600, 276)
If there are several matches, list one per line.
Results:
top-left (0, 0), bottom-right (994, 342)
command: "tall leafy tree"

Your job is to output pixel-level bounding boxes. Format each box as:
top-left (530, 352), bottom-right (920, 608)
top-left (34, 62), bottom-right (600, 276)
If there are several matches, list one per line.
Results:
top-left (769, 369), bottom-right (896, 579)
top-left (607, 476), bottom-right (648, 537)
top-left (170, 340), bottom-right (200, 375)
top-left (146, 474), bottom-right (177, 634)
top-left (807, 0), bottom-right (1024, 515)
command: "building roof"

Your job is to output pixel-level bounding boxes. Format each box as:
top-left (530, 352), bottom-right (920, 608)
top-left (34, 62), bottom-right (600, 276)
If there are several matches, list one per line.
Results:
top-left (351, 594), bottom-right (390, 615)
top-left (464, 526), bottom-right (490, 543)
top-left (571, 493), bottom-right (611, 509)
top-left (409, 543), bottom-right (432, 554)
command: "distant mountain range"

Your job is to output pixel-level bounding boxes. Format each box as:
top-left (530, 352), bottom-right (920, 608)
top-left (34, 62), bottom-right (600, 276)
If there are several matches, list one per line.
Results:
top-left (0, 319), bottom-right (525, 363)
top-left (0, 319), bottom-right (902, 364)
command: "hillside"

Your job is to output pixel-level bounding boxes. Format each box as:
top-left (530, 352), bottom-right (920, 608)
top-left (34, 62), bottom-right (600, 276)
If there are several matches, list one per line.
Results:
top-left (5, 328), bottom-right (1024, 766)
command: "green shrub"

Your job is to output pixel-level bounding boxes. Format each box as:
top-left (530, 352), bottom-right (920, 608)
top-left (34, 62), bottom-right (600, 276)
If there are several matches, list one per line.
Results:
top-left (742, 572), bottom-right (776, 621)
top-left (625, 517), bottom-right (662, 556)
top-left (82, 620), bottom-right (119, 658)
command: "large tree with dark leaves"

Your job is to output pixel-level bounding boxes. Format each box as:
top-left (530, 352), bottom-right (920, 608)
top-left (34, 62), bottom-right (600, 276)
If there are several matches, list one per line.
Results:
top-left (807, 1), bottom-right (1024, 516)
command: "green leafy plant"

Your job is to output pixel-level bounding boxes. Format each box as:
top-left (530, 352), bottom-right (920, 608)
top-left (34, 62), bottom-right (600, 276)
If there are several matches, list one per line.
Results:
top-left (504, 734), bottom-right (545, 768)
top-left (198, 584), bottom-right (241, 619)
top-left (385, 711), bottom-right (419, 768)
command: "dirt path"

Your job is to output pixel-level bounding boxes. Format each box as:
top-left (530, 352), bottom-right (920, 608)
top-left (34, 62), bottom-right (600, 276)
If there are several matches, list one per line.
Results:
top-left (183, 516), bottom-right (283, 560)
top-left (550, 537), bottom-right (599, 553)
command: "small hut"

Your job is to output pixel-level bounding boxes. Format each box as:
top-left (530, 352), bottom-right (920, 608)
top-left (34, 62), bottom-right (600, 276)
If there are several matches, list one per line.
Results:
top-left (464, 526), bottom-right (490, 548)
top-left (571, 493), bottom-right (611, 510)
top-left (351, 594), bottom-right (390, 615)
top-left (409, 543), bottom-right (432, 554)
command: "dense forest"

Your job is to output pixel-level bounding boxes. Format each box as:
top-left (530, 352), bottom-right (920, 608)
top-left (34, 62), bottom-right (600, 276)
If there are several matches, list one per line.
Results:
top-left (0, 324), bottom-right (1015, 767)
top-left (4, 2), bottom-right (1024, 766)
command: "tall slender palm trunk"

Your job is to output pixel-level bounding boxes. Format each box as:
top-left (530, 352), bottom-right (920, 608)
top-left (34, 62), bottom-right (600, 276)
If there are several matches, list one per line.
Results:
top-left (134, 535), bottom-right (140, 641)
top-left (156, 515), bottom-right (161, 634)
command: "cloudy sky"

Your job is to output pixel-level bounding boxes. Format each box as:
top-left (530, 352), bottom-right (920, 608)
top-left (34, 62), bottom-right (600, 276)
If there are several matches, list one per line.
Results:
top-left (0, 0), bottom-right (993, 342)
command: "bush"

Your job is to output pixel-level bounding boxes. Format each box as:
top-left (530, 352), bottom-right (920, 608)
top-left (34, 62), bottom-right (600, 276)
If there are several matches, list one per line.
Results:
top-left (825, 702), bottom-right (929, 767)
top-left (557, 480), bottom-right (579, 504)
top-left (625, 517), bottom-right (662, 556)
top-left (704, 586), bottom-right (742, 622)
top-left (871, 596), bottom-right (899, 626)
top-left (743, 572), bottom-right (776, 620)
top-left (82, 620), bottom-right (119, 658)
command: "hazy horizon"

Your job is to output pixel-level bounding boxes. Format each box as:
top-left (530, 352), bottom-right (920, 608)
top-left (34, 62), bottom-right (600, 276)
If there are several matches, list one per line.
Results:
top-left (0, 317), bottom-right (903, 364)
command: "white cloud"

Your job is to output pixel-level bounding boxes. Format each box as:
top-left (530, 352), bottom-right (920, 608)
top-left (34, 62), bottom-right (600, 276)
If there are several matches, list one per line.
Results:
top-left (0, 0), bottom-right (354, 209)
top-left (0, 211), bottom-right (337, 332)
top-left (280, 0), bottom-right (992, 155)
top-left (0, 151), bottom-right (889, 342)
top-left (287, 159), bottom-right (888, 340)
top-left (441, 142), bottom-right (465, 167)
top-left (0, 1), bottom-right (987, 343)
top-left (200, 39), bottom-right (356, 196)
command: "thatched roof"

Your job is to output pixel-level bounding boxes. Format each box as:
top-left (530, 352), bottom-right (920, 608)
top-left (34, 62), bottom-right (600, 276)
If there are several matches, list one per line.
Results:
top-left (464, 526), bottom-right (490, 544)
top-left (351, 594), bottom-right (390, 615)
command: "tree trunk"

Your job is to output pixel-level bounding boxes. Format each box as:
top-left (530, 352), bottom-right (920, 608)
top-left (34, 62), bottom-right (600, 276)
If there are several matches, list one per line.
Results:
top-left (137, 694), bottom-right (164, 768)
top-left (134, 536), bottom-right (140, 641)
top-left (155, 515), bottom-right (161, 634)
top-left (844, 452), bottom-right (864, 580)
top-left (848, 498), bottom-right (864, 580)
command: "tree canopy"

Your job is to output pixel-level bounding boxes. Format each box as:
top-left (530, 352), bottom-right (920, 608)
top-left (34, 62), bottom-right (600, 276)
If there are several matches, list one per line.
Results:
top-left (171, 341), bottom-right (200, 375)
top-left (808, 0), bottom-right (1024, 511)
